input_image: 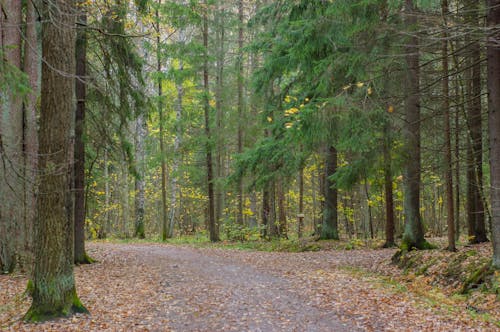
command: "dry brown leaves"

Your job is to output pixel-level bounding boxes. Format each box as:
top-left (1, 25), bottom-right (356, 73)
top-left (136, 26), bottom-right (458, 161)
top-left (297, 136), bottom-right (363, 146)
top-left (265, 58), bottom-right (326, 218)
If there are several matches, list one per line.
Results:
top-left (0, 242), bottom-right (499, 331)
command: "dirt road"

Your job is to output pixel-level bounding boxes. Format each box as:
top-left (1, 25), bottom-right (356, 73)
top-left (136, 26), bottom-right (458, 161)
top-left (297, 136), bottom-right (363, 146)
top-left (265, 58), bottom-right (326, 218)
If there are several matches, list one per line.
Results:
top-left (1, 243), bottom-right (494, 331)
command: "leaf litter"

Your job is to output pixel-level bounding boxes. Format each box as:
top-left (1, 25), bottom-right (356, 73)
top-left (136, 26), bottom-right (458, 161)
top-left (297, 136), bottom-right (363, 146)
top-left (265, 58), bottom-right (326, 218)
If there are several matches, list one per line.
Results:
top-left (0, 241), bottom-right (498, 331)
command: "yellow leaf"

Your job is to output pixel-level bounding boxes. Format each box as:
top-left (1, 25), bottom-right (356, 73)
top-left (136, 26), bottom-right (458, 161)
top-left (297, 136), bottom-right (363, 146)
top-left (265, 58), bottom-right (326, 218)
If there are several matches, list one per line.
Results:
top-left (368, 87), bottom-right (373, 95)
top-left (267, 116), bottom-right (273, 122)
top-left (388, 105), bottom-right (394, 113)
top-left (356, 82), bottom-right (364, 88)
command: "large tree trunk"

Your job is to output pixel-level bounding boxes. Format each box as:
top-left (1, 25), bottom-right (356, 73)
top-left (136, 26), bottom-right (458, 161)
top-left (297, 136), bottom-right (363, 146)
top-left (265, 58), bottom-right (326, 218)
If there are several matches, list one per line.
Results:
top-left (465, 0), bottom-right (488, 244)
top-left (321, 146), bottom-right (339, 240)
top-left (74, 4), bottom-right (93, 263)
top-left (443, 0), bottom-right (455, 251)
top-left (487, 0), bottom-right (500, 269)
top-left (23, 0), bottom-right (41, 271)
top-left (0, 0), bottom-right (23, 273)
top-left (204, 0), bottom-right (219, 242)
top-left (401, 0), bottom-right (427, 250)
top-left (25, 0), bottom-right (87, 320)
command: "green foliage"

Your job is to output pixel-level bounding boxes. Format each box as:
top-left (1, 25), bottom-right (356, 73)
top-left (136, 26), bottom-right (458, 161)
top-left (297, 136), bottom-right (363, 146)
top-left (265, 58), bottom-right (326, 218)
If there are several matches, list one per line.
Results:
top-left (221, 218), bottom-right (261, 242)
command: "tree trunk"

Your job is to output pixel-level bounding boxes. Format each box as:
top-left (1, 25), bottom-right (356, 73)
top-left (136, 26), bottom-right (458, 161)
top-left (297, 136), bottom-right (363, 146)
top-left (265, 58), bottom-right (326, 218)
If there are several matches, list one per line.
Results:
top-left (268, 182), bottom-right (278, 238)
top-left (465, 0), bottom-right (488, 244)
top-left (168, 55), bottom-right (184, 238)
top-left (121, 162), bottom-right (129, 238)
top-left (236, 0), bottom-right (245, 225)
top-left (156, 3), bottom-right (169, 241)
top-left (215, 0), bottom-right (225, 230)
top-left (487, 0), bottom-right (500, 268)
top-left (25, 0), bottom-right (88, 320)
top-left (277, 178), bottom-right (287, 238)
top-left (442, 0), bottom-right (455, 251)
top-left (74, 4), bottom-right (93, 263)
top-left (0, 0), bottom-right (23, 273)
top-left (298, 167), bottom-right (304, 238)
top-left (23, 0), bottom-right (41, 271)
top-left (134, 112), bottom-right (146, 239)
top-left (262, 187), bottom-right (269, 238)
top-left (249, 191), bottom-right (258, 228)
top-left (401, 0), bottom-right (427, 250)
top-left (321, 146), bottom-right (339, 240)
top-left (204, 0), bottom-right (219, 242)
top-left (383, 122), bottom-right (395, 247)
top-left (103, 148), bottom-right (110, 238)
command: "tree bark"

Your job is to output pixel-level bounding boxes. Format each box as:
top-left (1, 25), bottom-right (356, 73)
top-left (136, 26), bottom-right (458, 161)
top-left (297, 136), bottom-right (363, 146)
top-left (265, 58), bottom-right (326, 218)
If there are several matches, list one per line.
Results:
top-left (0, 0), bottom-right (23, 273)
top-left (443, 0), bottom-right (455, 251)
top-left (383, 122), bottom-right (395, 247)
top-left (74, 3), bottom-right (93, 263)
top-left (487, 0), bottom-right (500, 268)
top-left (401, 0), bottom-right (427, 250)
top-left (465, 0), bottom-right (488, 244)
top-left (204, 0), bottom-right (219, 242)
top-left (277, 178), bottom-right (287, 238)
top-left (169, 55), bottom-right (184, 238)
top-left (298, 166), bottom-right (304, 238)
top-left (215, 0), bottom-right (225, 230)
top-left (25, 0), bottom-right (88, 320)
top-left (156, 3), bottom-right (169, 241)
top-left (23, 0), bottom-right (41, 271)
top-left (236, 0), bottom-right (245, 225)
top-left (134, 112), bottom-right (146, 239)
top-left (321, 146), bottom-right (339, 240)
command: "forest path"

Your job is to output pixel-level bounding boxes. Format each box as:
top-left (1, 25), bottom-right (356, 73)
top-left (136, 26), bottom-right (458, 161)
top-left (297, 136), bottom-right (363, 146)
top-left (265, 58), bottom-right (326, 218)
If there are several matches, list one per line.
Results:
top-left (1, 242), bottom-right (493, 331)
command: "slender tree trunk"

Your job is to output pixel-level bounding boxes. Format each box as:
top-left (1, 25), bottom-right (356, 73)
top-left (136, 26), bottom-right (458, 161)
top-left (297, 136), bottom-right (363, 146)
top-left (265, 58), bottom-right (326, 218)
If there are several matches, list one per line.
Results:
top-left (383, 123), bottom-right (395, 247)
top-left (452, 44), bottom-right (461, 241)
top-left (277, 178), bottom-right (287, 238)
top-left (204, 0), bottom-right (219, 242)
top-left (23, 0), bottom-right (41, 271)
top-left (298, 167), bottom-right (304, 238)
top-left (364, 178), bottom-right (374, 239)
top-left (214, 0), bottom-right (226, 229)
top-left (262, 187), bottom-right (269, 238)
top-left (487, 0), bottom-right (500, 268)
top-left (401, 0), bottom-right (427, 250)
top-left (321, 146), bottom-right (339, 240)
top-left (25, 0), bottom-right (88, 320)
top-left (249, 191), bottom-right (257, 228)
top-left (236, 0), bottom-right (245, 225)
top-left (268, 182), bottom-right (278, 238)
top-left (104, 148), bottom-right (110, 238)
top-left (0, 0), bottom-right (23, 273)
top-left (442, 0), bottom-right (455, 251)
top-left (156, 3), bottom-right (169, 241)
top-left (121, 162), bottom-right (129, 238)
top-left (134, 113), bottom-right (146, 239)
top-left (168, 54), bottom-right (184, 238)
top-left (74, 4), bottom-right (93, 263)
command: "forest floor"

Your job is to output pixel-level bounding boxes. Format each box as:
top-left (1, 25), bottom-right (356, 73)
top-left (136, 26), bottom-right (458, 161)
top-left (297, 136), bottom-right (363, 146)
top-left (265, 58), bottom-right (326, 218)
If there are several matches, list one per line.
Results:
top-left (1, 240), bottom-right (500, 331)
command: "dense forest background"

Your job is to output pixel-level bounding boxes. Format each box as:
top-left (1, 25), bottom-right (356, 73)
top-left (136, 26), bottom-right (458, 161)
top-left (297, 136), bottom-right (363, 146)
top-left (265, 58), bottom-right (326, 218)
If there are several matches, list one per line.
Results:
top-left (2, 0), bottom-right (500, 319)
